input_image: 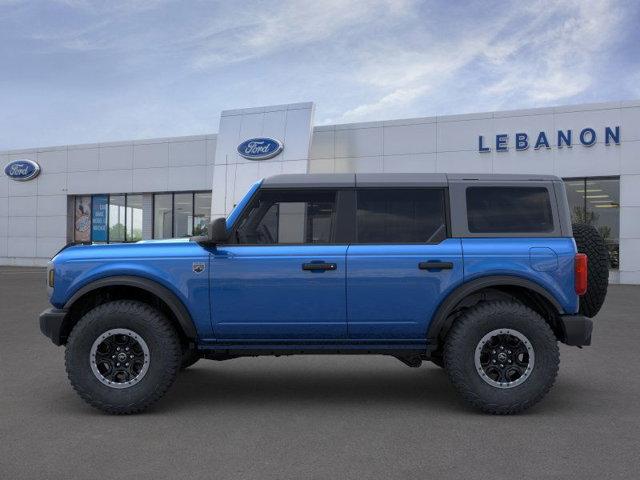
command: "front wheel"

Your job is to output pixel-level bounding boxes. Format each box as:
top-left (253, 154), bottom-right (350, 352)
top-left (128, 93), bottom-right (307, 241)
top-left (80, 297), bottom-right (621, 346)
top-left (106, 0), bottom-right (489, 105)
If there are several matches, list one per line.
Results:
top-left (443, 301), bottom-right (559, 414)
top-left (65, 300), bottom-right (182, 414)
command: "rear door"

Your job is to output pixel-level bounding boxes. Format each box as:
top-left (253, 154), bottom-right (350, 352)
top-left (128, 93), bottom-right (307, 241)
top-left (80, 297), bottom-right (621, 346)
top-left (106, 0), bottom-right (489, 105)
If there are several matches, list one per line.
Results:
top-left (346, 188), bottom-right (464, 340)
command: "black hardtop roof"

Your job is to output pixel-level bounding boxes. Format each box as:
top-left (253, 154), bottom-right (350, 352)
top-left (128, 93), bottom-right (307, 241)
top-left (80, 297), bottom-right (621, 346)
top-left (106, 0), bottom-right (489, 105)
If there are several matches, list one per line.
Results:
top-left (262, 173), bottom-right (561, 188)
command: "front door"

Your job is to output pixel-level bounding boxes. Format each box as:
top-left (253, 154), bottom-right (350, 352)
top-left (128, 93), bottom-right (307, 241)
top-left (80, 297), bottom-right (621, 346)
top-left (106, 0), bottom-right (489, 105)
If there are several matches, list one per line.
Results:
top-left (346, 188), bottom-right (464, 340)
top-left (210, 188), bottom-right (348, 340)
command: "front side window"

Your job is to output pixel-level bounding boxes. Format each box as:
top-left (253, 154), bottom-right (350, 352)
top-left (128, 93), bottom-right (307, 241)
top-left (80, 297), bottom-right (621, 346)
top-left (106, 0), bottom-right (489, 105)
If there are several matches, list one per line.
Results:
top-left (235, 190), bottom-right (336, 244)
top-left (356, 189), bottom-right (446, 243)
top-left (466, 187), bottom-right (554, 233)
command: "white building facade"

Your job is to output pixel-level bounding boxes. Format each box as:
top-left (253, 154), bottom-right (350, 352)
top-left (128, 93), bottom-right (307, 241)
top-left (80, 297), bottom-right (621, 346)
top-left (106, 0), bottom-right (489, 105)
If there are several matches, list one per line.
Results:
top-left (1, 100), bottom-right (639, 284)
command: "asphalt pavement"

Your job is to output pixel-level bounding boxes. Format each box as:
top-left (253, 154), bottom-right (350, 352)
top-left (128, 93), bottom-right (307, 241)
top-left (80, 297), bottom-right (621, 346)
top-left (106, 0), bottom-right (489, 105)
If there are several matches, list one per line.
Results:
top-left (1, 266), bottom-right (639, 479)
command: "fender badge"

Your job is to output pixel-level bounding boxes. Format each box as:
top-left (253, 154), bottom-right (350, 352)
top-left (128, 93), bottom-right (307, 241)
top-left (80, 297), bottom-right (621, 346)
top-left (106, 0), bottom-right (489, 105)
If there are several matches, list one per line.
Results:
top-left (192, 262), bottom-right (206, 274)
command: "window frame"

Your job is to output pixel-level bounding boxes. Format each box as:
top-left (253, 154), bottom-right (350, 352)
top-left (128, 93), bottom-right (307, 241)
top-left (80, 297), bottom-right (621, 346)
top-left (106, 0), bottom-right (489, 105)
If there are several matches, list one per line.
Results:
top-left (448, 181), bottom-right (563, 238)
top-left (226, 188), bottom-right (348, 246)
top-left (353, 187), bottom-right (450, 245)
top-left (465, 186), bottom-right (555, 235)
top-left (224, 186), bottom-right (451, 246)
top-left (151, 191), bottom-right (212, 240)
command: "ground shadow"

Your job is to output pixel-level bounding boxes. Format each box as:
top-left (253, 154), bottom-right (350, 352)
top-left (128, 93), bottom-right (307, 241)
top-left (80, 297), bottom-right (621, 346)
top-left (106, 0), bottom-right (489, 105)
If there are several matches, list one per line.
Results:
top-left (155, 361), bottom-right (475, 414)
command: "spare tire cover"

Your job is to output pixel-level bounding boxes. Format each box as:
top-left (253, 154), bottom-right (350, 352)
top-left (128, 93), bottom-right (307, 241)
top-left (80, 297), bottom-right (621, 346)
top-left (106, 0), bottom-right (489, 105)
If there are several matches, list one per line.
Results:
top-left (572, 223), bottom-right (609, 318)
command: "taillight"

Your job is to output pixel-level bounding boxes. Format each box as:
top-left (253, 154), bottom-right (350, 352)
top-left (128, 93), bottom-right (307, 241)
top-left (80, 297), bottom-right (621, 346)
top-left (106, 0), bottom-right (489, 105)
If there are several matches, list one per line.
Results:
top-left (575, 253), bottom-right (588, 295)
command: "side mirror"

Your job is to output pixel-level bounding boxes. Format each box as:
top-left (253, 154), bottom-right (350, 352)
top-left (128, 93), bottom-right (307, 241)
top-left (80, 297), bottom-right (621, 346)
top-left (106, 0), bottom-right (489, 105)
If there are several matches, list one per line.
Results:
top-left (208, 217), bottom-right (229, 244)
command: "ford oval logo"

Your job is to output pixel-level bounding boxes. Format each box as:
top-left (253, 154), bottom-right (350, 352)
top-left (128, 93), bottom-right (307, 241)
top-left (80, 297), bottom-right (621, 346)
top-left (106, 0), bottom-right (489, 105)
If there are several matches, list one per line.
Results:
top-left (237, 137), bottom-right (283, 160)
top-left (4, 159), bottom-right (41, 181)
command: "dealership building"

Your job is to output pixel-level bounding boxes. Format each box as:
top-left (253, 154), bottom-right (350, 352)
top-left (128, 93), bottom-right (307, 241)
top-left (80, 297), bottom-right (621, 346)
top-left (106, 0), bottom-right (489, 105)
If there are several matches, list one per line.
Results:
top-left (1, 100), bottom-right (639, 284)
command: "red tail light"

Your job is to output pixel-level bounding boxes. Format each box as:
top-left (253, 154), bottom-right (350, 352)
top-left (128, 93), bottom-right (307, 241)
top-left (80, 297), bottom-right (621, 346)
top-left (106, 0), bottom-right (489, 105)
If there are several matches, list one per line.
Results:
top-left (575, 253), bottom-right (588, 295)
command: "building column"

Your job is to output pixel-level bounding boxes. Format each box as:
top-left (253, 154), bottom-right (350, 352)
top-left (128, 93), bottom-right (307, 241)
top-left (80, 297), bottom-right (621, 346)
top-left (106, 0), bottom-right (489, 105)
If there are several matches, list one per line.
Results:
top-left (210, 102), bottom-right (315, 218)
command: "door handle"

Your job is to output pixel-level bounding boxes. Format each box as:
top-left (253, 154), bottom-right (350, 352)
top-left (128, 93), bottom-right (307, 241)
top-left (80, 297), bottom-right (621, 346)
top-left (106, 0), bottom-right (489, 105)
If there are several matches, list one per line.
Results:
top-left (418, 261), bottom-right (453, 271)
top-left (302, 262), bottom-right (337, 271)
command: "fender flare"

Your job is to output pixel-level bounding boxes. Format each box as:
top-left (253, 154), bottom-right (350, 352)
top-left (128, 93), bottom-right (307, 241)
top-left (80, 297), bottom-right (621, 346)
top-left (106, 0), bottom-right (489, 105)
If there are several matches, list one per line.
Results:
top-left (426, 275), bottom-right (564, 344)
top-left (64, 275), bottom-right (197, 340)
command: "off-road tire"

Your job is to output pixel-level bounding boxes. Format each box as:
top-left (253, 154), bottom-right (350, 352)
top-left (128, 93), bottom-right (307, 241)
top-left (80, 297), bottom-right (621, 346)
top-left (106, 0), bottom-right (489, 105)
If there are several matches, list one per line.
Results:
top-left (430, 355), bottom-right (444, 368)
top-left (444, 301), bottom-right (559, 414)
top-left (180, 348), bottom-right (201, 370)
top-left (572, 223), bottom-right (609, 318)
top-left (65, 300), bottom-right (181, 414)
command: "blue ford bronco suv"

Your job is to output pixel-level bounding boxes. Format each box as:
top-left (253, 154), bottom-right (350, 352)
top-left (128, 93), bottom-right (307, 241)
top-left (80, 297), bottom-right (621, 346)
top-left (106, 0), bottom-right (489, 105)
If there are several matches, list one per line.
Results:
top-left (39, 173), bottom-right (609, 414)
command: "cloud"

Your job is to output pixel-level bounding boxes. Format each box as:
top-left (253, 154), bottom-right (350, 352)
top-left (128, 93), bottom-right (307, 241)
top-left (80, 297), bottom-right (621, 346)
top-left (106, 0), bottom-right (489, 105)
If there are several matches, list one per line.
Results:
top-left (0, 0), bottom-right (635, 149)
top-left (481, 0), bottom-right (622, 104)
top-left (338, 85), bottom-right (429, 122)
top-left (191, 0), bottom-right (413, 69)
top-left (337, 36), bottom-right (493, 121)
top-left (334, 0), bottom-right (626, 123)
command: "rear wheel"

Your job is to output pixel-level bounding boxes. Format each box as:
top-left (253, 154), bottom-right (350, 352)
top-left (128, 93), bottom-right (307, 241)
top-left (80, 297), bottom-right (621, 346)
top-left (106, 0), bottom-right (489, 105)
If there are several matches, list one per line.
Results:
top-left (65, 300), bottom-right (181, 414)
top-left (444, 301), bottom-right (559, 414)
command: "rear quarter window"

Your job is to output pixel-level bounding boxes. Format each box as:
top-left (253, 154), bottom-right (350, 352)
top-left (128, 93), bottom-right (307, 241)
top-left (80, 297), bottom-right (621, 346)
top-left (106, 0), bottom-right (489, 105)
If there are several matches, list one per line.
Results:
top-left (466, 186), bottom-right (554, 233)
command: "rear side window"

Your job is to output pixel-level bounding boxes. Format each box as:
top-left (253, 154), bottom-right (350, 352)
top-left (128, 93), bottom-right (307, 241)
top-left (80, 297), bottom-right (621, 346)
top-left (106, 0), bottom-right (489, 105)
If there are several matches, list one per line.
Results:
top-left (466, 187), bottom-right (554, 233)
top-left (356, 189), bottom-right (446, 243)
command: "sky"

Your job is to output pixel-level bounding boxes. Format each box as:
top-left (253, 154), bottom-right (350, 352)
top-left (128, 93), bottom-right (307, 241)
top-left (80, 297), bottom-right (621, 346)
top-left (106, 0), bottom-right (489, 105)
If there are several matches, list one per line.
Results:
top-left (1, 0), bottom-right (639, 150)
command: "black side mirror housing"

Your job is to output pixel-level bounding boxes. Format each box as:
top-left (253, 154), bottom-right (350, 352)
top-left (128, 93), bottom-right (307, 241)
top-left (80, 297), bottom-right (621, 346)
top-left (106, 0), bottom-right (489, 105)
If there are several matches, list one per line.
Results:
top-left (208, 217), bottom-right (229, 244)
top-left (192, 217), bottom-right (229, 246)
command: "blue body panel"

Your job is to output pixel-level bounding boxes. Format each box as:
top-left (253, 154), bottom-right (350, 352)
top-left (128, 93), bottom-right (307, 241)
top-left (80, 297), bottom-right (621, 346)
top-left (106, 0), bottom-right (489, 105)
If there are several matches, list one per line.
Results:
top-left (461, 237), bottom-right (578, 314)
top-left (346, 239), bottom-right (464, 339)
top-left (49, 182), bottom-right (580, 349)
top-left (50, 239), bottom-right (214, 338)
top-left (209, 245), bottom-right (348, 340)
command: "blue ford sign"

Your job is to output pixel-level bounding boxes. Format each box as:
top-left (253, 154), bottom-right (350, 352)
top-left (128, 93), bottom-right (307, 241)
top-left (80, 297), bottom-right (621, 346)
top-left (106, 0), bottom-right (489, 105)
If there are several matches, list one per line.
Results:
top-left (4, 159), bottom-right (41, 181)
top-left (237, 138), bottom-right (283, 160)
top-left (478, 126), bottom-right (620, 152)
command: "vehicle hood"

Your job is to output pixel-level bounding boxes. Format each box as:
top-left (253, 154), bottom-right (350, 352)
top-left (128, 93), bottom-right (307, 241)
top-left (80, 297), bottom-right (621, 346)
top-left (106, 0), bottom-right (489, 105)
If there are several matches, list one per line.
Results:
top-left (52, 238), bottom-right (195, 263)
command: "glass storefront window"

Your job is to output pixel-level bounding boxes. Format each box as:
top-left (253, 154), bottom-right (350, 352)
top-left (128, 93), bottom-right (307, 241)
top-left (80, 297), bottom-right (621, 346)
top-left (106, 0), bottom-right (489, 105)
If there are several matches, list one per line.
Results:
top-left (153, 191), bottom-right (211, 239)
top-left (74, 196), bottom-right (92, 242)
top-left (126, 194), bottom-right (143, 242)
top-left (74, 191), bottom-right (211, 243)
top-left (154, 194), bottom-right (173, 239)
top-left (174, 193), bottom-right (193, 238)
top-left (194, 192), bottom-right (212, 236)
top-left (91, 195), bottom-right (109, 242)
top-left (108, 195), bottom-right (126, 242)
top-left (564, 177), bottom-right (620, 269)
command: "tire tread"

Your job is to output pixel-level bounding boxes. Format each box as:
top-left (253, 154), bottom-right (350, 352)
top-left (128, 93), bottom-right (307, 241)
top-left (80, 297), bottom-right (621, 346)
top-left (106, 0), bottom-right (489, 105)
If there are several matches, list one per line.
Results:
top-left (444, 301), bottom-right (559, 415)
top-left (572, 223), bottom-right (609, 318)
top-left (65, 300), bottom-right (181, 415)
